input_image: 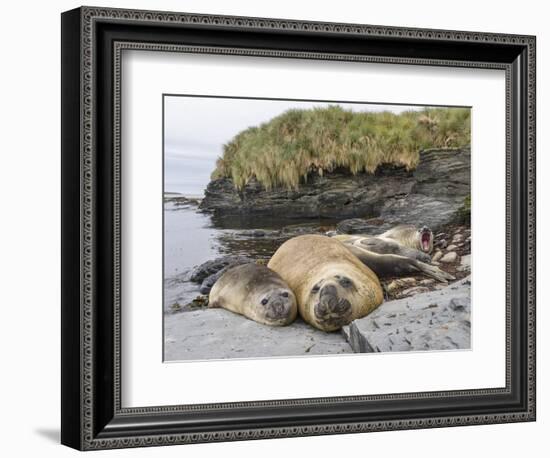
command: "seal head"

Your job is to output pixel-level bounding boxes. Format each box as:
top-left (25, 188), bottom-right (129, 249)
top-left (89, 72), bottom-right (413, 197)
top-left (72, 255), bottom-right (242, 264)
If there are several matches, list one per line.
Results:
top-left (257, 286), bottom-right (296, 324)
top-left (310, 276), bottom-right (353, 329)
top-left (418, 225), bottom-right (434, 253)
top-left (209, 263), bottom-right (297, 326)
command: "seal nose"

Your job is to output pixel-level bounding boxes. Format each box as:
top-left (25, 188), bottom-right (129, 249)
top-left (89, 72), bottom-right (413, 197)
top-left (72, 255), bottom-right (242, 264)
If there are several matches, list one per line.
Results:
top-left (273, 302), bottom-right (285, 315)
top-left (318, 284), bottom-right (352, 315)
top-left (320, 284), bottom-right (337, 297)
top-left (266, 297), bottom-right (292, 320)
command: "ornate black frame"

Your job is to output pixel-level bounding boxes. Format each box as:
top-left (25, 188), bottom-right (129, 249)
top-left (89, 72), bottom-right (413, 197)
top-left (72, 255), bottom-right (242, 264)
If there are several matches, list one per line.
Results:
top-left (61, 6), bottom-right (536, 450)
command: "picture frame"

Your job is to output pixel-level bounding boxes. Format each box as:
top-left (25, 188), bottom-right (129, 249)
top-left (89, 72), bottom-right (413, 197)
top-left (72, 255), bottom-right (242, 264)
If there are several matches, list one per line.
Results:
top-left (61, 5), bottom-right (536, 450)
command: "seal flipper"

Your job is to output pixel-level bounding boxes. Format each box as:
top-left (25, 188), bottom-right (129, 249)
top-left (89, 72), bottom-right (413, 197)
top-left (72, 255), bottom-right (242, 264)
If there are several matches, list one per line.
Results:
top-left (343, 244), bottom-right (454, 282)
top-left (413, 260), bottom-right (455, 282)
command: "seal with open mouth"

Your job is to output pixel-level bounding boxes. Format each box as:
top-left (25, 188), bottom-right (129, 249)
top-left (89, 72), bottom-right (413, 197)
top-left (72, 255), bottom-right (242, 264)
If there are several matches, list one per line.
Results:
top-left (268, 235), bottom-right (384, 332)
top-left (333, 224), bottom-right (434, 264)
top-left (333, 224), bottom-right (453, 283)
top-left (380, 224), bottom-right (434, 254)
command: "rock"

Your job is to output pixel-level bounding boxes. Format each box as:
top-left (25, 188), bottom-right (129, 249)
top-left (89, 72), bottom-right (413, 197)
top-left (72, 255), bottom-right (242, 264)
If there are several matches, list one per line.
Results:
top-left (446, 244), bottom-right (458, 251)
top-left (385, 277), bottom-right (417, 294)
top-left (337, 218), bottom-right (391, 235)
top-left (200, 148), bottom-right (471, 230)
top-left (431, 251), bottom-right (443, 262)
top-left (190, 255), bottom-right (253, 295)
top-left (164, 195), bottom-right (202, 209)
top-left (164, 310), bottom-right (353, 360)
top-left (378, 148), bottom-right (471, 231)
top-left (281, 223), bottom-right (326, 236)
top-left (436, 239), bottom-right (448, 249)
top-left (400, 286), bottom-right (430, 297)
top-left (452, 234), bottom-right (464, 243)
top-left (449, 296), bottom-right (469, 311)
top-left (346, 277), bottom-right (471, 353)
top-left (379, 194), bottom-right (461, 233)
top-left (440, 252), bottom-right (459, 263)
top-left (409, 320), bottom-right (471, 351)
top-left (341, 325), bottom-right (351, 342)
top-left (199, 267), bottom-right (229, 294)
top-left (458, 254), bottom-right (471, 272)
top-left (236, 229), bottom-right (271, 237)
top-left (419, 278), bottom-right (436, 286)
top-left (190, 255), bottom-right (251, 283)
top-left (413, 149), bottom-right (471, 199)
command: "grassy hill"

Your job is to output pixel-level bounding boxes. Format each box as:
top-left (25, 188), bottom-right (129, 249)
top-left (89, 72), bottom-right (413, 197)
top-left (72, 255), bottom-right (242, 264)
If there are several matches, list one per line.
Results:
top-left (212, 105), bottom-right (470, 191)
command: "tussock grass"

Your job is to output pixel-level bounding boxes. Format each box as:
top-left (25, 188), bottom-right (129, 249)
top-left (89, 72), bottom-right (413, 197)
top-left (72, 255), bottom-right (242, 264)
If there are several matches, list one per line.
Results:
top-left (212, 106), bottom-right (470, 190)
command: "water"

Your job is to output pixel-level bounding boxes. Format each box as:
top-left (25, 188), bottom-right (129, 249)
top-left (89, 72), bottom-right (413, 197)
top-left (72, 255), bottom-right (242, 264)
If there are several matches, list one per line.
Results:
top-left (163, 199), bottom-right (338, 311)
top-left (164, 202), bottom-right (221, 278)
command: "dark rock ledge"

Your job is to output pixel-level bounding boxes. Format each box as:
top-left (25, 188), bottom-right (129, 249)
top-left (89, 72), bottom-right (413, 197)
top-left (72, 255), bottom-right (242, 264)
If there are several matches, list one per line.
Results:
top-left (200, 148), bottom-right (470, 233)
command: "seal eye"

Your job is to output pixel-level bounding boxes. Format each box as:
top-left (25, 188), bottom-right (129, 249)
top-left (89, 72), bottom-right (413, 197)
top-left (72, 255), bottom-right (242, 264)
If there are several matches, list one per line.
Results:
top-left (281, 292), bottom-right (289, 298)
top-left (311, 284), bottom-right (321, 294)
top-left (339, 277), bottom-right (353, 288)
top-left (261, 298), bottom-right (268, 305)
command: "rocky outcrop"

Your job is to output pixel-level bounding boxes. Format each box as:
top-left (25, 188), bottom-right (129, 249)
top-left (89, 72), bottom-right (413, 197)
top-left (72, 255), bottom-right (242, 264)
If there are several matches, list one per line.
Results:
top-left (345, 276), bottom-right (471, 353)
top-left (200, 148), bottom-right (470, 232)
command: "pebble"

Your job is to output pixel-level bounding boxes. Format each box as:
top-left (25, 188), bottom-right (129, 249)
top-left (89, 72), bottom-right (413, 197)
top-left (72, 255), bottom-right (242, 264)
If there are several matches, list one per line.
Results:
top-left (446, 244), bottom-right (458, 251)
top-left (419, 278), bottom-right (436, 286)
top-left (458, 254), bottom-right (471, 272)
top-left (431, 251), bottom-right (443, 262)
top-left (452, 234), bottom-right (464, 243)
top-left (440, 251), bottom-right (459, 263)
top-left (400, 286), bottom-right (431, 297)
top-left (385, 277), bottom-right (417, 294)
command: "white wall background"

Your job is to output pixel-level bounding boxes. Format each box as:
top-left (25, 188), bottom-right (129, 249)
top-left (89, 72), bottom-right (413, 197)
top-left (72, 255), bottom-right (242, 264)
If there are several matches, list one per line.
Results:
top-left (0, 0), bottom-right (546, 456)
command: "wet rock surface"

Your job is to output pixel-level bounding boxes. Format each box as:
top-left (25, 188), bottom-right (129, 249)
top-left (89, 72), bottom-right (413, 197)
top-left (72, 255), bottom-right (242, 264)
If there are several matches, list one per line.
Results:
top-left (164, 310), bottom-right (353, 360)
top-left (347, 276), bottom-right (471, 353)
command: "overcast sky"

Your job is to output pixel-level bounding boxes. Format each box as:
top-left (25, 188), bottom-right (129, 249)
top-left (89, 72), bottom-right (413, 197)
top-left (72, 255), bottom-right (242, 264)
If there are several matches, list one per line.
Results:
top-left (164, 96), bottom-right (425, 196)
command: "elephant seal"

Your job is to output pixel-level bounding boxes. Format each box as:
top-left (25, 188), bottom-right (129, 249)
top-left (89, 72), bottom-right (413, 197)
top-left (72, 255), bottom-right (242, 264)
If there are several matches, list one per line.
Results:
top-left (209, 263), bottom-right (297, 326)
top-left (379, 224), bottom-right (434, 254)
top-left (333, 225), bottom-right (453, 283)
top-left (267, 235), bottom-right (383, 332)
